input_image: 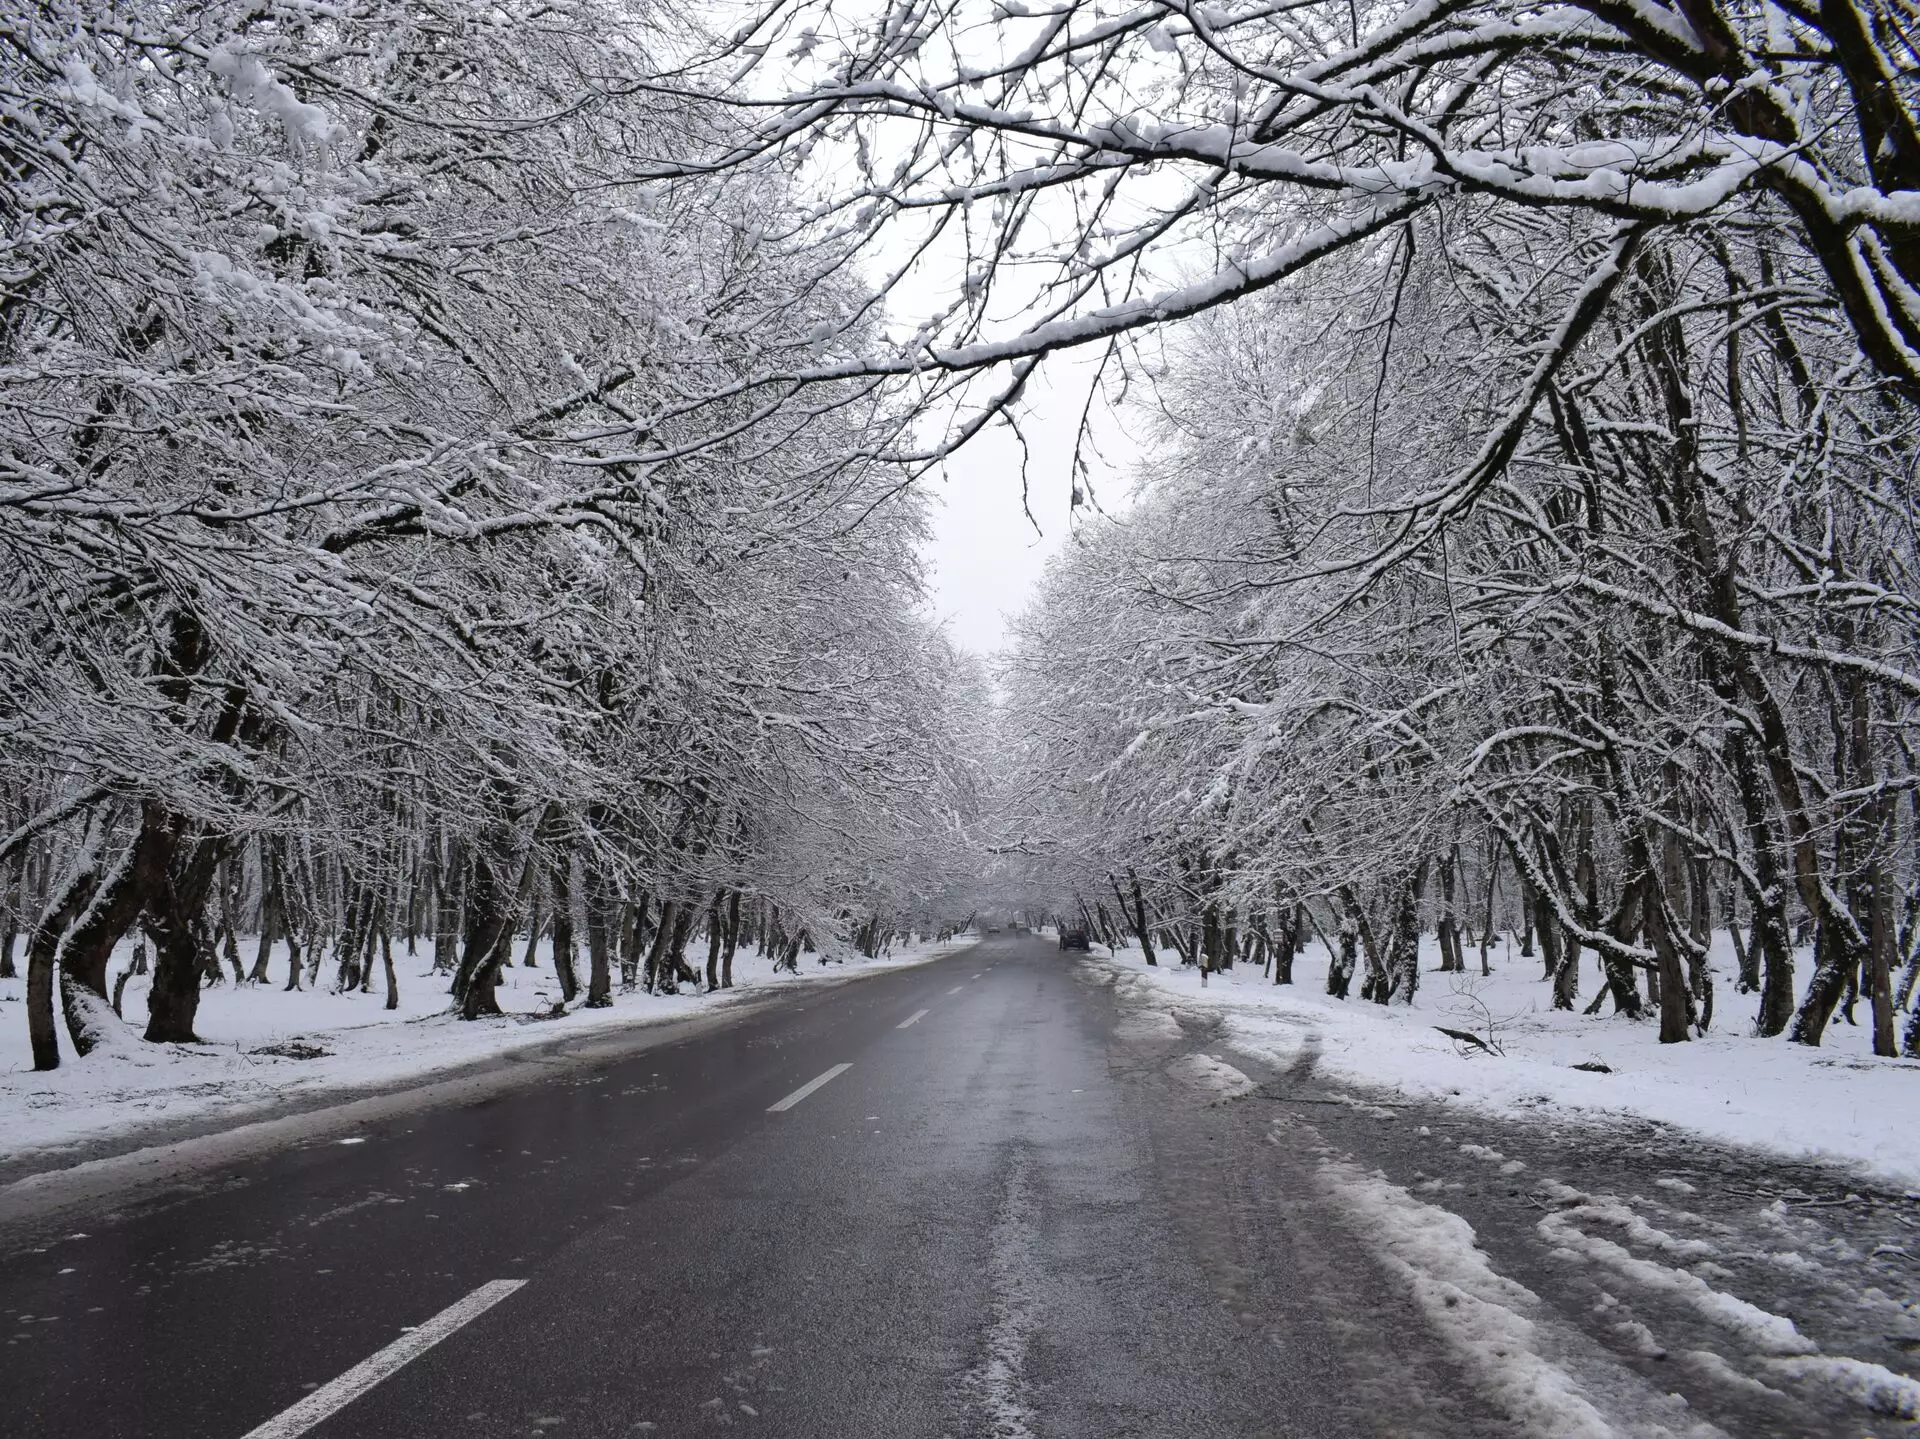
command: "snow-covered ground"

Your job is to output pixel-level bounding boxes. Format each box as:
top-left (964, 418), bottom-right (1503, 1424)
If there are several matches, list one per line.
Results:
top-left (1092, 933), bottom-right (1920, 1188)
top-left (0, 934), bottom-right (976, 1169)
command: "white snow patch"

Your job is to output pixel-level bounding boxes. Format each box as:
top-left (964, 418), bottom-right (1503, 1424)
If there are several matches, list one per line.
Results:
top-left (1537, 1210), bottom-right (1814, 1355)
top-left (0, 935), bottom-right (977, 1167)
top-left (1092, 937), bottom-right (1920, 1187)
top-left (1768, 1355), bottom-right (1920, 1419)
top-left (1320, 1160), bottom-right (1703, 1438)
top-left (1172, 1053), bottom-right (1256, 1101)
top-left (1537, 1183), bottom-right (1716, 1260)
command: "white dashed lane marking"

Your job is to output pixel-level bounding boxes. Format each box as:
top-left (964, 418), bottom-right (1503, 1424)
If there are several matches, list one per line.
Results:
top-left (239, 1280), bottom-right (525, 1439)
top-left (768, 1063), bottom-right (853, 1113)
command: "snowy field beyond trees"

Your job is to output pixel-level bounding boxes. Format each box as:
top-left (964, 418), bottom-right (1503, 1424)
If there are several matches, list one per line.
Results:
top-left (1091, 936), bottom-right (1920, 1187)
top-left (0, 935), bottom-right (975, 1170)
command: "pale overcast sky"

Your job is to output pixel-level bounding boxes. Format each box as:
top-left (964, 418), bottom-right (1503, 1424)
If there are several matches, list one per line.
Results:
top-left (921, 354), bottom-right (1135, 656)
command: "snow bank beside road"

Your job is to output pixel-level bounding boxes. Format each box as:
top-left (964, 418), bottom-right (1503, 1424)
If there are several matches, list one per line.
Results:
top-left (0, 935), bottom-right (975, 1170)
top-left (1093, 936), bottom-right (1920, 1187)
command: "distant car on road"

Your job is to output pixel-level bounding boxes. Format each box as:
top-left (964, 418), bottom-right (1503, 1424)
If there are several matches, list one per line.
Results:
top-left (1058, 928), bottom-right (1090, 951)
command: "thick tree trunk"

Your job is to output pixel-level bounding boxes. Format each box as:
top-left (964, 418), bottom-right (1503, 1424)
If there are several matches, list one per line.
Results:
top-left (1273, 906), bottom-right (1295, 985)
top-left (359, 905), bottom-right (381, 994)
top-left (720, 890), bottom-right (741, 988)
top-left (144, 826), bottom-right (227, 1044)
top-left (217, 861), bottom-right (245, 984)
top-left (1437, 852), bottom-right (1464, 973)
top-left (1791, 914), bottom-right (1860, 1047)
top-left (643, 899), bottom-right (679, 993)
top-left (248, 849), bottom-right (278, 984)
top-left (617, 901), bottom-right (641, 990)
top-left (705, 893), bottom-right (724, 991)
top-left (382, 931), bottom-right (399, 1011)
top-left (25, 823), bottom-right (117, 1069)
top-left (29, 809), bottom-right (173, 1062)
top-left (452, 843), bottom-right (517, 1020)
top-left (1126, 869), bottom-right (1156, 965)
top-left (668, 906), bottom-right (699, 985)
top-left (1538, 888), bottom-right (1575, 1010)
top-left (1326, 911), bottom-right (1357, 999)
top-left (1386, 861), bottom-right (1427, 1005)
top-left (0, 849), bottom-right (21, 982)
top-left (583, 873), bottom-right (613, 1008)
top-left (1688, 855), bottom-right (1714, 1034)
top-left (1868, 824), bottom-right (1897, 1057)
top-left (432, 842), bottom-right (462, 975)
top-left (1641, 875), bottom-right (1694, 1044)
top-left (550, 850), bottom-right (580, 1004)
top-left (1478, 838), bottom-right (1500, 976)
top-left (59, 830), bottom-right (164, 1057)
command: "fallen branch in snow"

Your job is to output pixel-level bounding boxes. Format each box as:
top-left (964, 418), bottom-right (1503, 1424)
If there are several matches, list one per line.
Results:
top-left (1435, 1025), bottom-right (1499, 1056)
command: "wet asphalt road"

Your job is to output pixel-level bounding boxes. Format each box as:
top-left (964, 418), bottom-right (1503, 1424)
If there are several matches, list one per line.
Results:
top-left (0, 936), bottom-right (1377, 1439)
top-left (7, 936), bottom-right (1916, 1439)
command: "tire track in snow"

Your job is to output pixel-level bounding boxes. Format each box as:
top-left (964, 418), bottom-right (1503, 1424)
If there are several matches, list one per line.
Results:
top-left (1318, 1156), bottom-right (1726, 1439)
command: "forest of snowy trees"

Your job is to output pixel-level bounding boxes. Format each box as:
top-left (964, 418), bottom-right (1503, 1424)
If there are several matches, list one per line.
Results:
top-left (0, 0), bottom-right (986, 1071)
top-left (882, 0), bottom-right (1919, 1050)
top-left (5, 0), bottom-right (1919, 1074)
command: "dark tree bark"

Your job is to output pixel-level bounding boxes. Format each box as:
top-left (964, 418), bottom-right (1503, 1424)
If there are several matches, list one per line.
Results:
top-left (1868, 815), bottom-right (1897, 1056)
top-left (705, 893), bottom-right (724, 990)
top-left (247, 845), bottom-right (279, 984)
top-left (432, 839), bottom-right (462, 975)
top-left (1385, 860), bottom-right (1427, 1005)
top-left (643, 899), bottom-right (679, 993)
top-left (1110, 868), bottom-right (1156, 964)
top-left (668, 906), bottom-right (699, 985)
top-left (144, 823), bottom-right (229, 1044)
top-left (1437, 851), bottom-right (1465, 973)
top-left (59, 821), bottom-right (169, 1056)
top-left (381, 931), bottom-right (399, 1011)
top-left (721, 890), bottom-right (741, 988)
top-left (0, 847), bottom-right (26, 981)
top-left (522, 908), bottom-right (543, 967)
top-left (1640, 873), bottom-right (1696, 1044)
top-left (583, 854), bottom-right (613, 1008)
top-left (549, 849), bottom-right (580, 1005)
top-left (451, 841), bottom-right (518, 1020)
top-left (217, 860), bottom-right (245, 983)
top-left (1537, 888), bottom-right (1576, 1011)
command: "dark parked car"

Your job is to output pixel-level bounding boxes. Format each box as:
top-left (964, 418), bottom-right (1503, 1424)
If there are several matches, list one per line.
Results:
top-left (1058, 928), bottom-right (1091, 951)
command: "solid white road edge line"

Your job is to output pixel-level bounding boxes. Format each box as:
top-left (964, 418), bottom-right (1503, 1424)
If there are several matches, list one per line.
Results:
top-left (239, 1279), bottom-right (526, 1439)
top-left (897, 1009), bottom-right (930, 1029)
top-left (768, 1063), bottom-right (852, 1112)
